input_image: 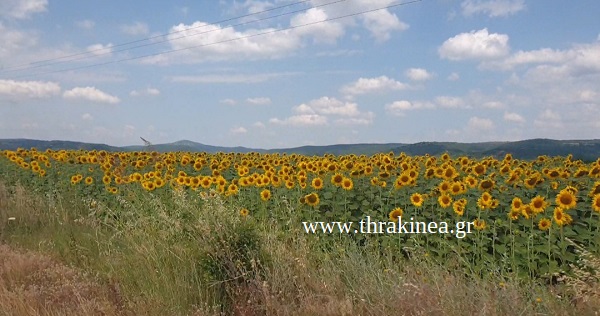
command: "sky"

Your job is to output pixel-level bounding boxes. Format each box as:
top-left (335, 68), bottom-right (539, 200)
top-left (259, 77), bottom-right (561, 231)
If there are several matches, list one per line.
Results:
top-left (0, 0), bottom-right (599, 149)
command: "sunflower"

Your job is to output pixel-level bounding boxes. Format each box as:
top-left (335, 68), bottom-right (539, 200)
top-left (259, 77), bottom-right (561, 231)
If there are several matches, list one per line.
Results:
top-left (438, 194), bottom-right (452, 209)
top-left (473, 163), bottom-right (486, 176)
top-left (508, 209), bottom-right (520, 221)
top-left (102, 175), bottom-right (111, 185)
top-left (305, 193), bottom-right (320, 207)
top-left (84, 176), bottom-right (93, 185)
top-left (453, 199), bottom-right (466, 216)
top-left (553, 207), bottom-right (572, 226)
top-left (538, 218), bottom-right (552, 231)
top-left (410, 193), bottom-right (424, 207)
top-left (477, 192), bottom-right (493, 210)
top-left (311, 177), bottom-right (324, 190)
top-left (438, 180), bottom-right (451, 193)
top-left (341, 177), bottom-right (354, 191)
top-left (555, 189), bottom-right (577, 210)
top-left (331, 173), bottom-right (344, 186)
top-left (389, 207), bottom-right (403, 222)
top-left (592, 194), bottom-right (600, 213)
top-left (473, 219), bottom-right (486, 231)
top-left (521, 205), bottom-right (535, 220)
top-left (511, 197), bottom-right (524, 212)
top-left (530, 196), bottom-right (548, 214)
top-left (260, 189), bottom-right (271, 201)
top-left (478, 179), bottom-right (495, 191)
top-left (240, 208), bottom-right (250, 217)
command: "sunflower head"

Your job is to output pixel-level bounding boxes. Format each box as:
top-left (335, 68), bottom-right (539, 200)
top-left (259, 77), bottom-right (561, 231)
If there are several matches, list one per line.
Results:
top-left (389, 207), bottom-right (403, 222)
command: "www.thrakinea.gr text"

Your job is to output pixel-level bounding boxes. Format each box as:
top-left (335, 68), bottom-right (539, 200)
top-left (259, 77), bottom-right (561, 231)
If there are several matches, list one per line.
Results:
top-left (302, 216), bottom-right (474, 239)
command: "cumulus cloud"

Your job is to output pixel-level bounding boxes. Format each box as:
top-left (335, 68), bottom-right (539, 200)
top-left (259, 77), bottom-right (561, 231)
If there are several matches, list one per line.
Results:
top-left (468, 116), bottom-right (495, 130)
top-left (230, 126), bottom-right (248, 134)
top-left (63, 87), bottom-right (120, 104)
top-left (503, 111), bottom-right (525, 123)
top-left (81, 113), bottom-right (94, 121)
top-left (141, 21), bottom-right (301, 64)
top-left (246, 97), bottom-right (271, 105)
top-left (270, 114), bottom-right (328, 126)
top-left (461, 0), bottom-right (525, 17)
top-left (360, 9), bottom-right (408, 42)
top-left (120, 22), bottom-right (150, 36)
top-left (86, 43), bottom-right (113, 57)
top-left (435, 96), bottom-right (470, 109)
top-left (0, 0), bottom-right (47, 19)
top-left (220, 98), bottom-right (237, 105)
top-left (447, 72), bottom-right (460, 81)
top-left (405, 68), bottom-right (434, 81)
top-left (272, 96), bottom-right (374, 126)
top-left (341, 76), bottom-right (409, 96)
top-left (385, 100), bottom-right (434, 116)
top-left (0, 79), bottom-right (60, 99)
top-left (290, 8), bottom-right (345, 44)
top-left (130, 87), bottom-right (160, 97)
top-left (439, 28), bottom-right (510, 60)
top-left (75, 19), bottom-right (95, 30)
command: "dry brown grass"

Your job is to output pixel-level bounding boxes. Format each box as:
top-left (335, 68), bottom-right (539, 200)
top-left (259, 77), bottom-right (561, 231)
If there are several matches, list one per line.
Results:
top-left (0, 243), bottom-right (124, 316)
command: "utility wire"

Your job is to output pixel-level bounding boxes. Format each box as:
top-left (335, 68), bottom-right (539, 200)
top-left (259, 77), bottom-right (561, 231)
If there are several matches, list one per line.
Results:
top-left (0, 0), bottom-right (316, 72)
top-left (8, 0), bottom-right (422, 80)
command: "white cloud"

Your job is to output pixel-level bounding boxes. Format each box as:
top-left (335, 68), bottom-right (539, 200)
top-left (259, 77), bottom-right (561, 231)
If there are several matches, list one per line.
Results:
top-left (439, 28), bottom-right (510, 60)
top-left (270, 114), bottom-right (328, 126)
top-left (335, 112), bottom-right (375, 125)
top-left (447, 72), bottom-right (460, 81)
top-left (0, 0), bottom-right (47, 19)
top-left (130, 87), bottom-right (160, 97)
top-left (0, 23), bottom-right (36, 58)
top-left (533, 109), bottom-right (563, 129)
top-left (290, 8), bottom-right (345, 44)
top-left (435, 96), bottom-right (470, 109)
top-left (482, 101), bottom-right (505, 109)
top-left (63, 87), bottom-right (120, 104)
top-left (253, 121), bottom-right (266, 128)
top-left (405, 68), bottom-right (434, 81)
top-left (503, 111), bottom-right (525, 123)
top-left (295, 97), bottom-right (361, 117)
top-left (341, 76), bottom-right (409, 95)
top-left (461, 0), bottom-right (525, 17)
top-left (230, 126), bottom-right (248, 134)
top-left (86, 43), bottom-right (113, 57)
top-left (142, 21), bottom-right (301, 64)
top-left (81, 113), bottom-right (94, 121)
top-left (0, 79), bottom-right (60, 99)
top-left (360, 9), bottom-right (408, 42)
top-left (468, 116), bottom-right (495, 130)
top-left (272, 96), bottom-right (374, 127)
top-left (220, 98), bottom-right (237, 105)
top-left (75, 20), bottom-right (95, 30)
top-left (120, 22), bottom-right (150, 36)
top-left (385, 100), bottom-right (435, 116)
top-left (170, 72), bottom-right (296, 84)
top-left (246, 97), bottom-right (271, 105)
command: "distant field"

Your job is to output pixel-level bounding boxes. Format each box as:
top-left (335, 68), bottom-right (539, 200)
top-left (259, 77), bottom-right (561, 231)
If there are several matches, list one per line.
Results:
top-left (1, 147), bottom-right (600, 315)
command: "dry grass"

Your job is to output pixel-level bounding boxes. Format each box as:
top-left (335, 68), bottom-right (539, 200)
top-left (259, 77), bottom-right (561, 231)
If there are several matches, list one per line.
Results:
top-left (0, 244), bottom-right (124, 316)
top-left (1, 181), bottom-right (600, 315)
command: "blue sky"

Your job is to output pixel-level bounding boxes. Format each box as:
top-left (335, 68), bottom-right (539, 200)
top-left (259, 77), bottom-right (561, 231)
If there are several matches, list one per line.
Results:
top-left (1, 0), bottom-right (599, 149)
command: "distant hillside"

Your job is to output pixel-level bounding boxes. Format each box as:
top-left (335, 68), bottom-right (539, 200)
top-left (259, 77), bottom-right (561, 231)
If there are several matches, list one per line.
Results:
top-left (1, 138), bottom-right (599, 162)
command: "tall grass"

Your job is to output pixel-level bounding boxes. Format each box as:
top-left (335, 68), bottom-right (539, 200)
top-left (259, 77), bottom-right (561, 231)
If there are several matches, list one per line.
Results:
top-left (1, 181), bottom-right (599, 315)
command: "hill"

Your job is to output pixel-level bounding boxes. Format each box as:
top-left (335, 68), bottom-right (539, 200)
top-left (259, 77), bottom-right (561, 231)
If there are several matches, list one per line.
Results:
top-left (1, 138), bottom-right (599, 162)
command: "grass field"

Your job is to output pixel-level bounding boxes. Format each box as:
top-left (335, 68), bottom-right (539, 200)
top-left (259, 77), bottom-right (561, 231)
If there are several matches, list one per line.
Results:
top-left (1, 148), bottom-right (600, 315)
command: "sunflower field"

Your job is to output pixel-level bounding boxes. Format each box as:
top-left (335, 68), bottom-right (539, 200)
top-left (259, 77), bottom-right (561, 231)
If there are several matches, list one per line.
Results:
top-left (2, 147), bottom-right (600, 279)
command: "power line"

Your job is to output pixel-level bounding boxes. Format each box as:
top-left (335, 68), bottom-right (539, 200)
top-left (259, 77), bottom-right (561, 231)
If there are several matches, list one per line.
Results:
top-left (8, 0), bottom-right (423, 80)
top-left (0, 0), bottom-right (316, 73)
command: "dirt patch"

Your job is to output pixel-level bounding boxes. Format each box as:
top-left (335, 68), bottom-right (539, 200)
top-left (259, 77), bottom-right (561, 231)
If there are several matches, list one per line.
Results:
top-left (0, 243), bottom-right (125, 316)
